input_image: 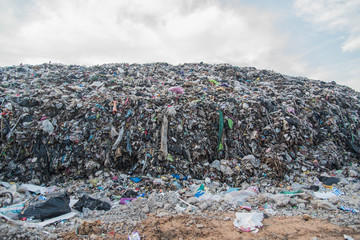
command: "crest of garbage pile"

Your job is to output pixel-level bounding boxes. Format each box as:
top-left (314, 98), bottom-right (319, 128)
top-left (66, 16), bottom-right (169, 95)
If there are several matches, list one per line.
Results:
top-left (0, 62), bottom-right (359, 185)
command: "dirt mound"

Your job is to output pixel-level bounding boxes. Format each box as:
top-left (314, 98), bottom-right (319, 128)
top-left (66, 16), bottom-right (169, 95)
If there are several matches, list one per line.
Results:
top-left (61, 213), bottom-right (360, 240)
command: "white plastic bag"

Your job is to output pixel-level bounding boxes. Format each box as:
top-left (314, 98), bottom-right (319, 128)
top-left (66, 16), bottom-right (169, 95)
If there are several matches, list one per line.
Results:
top-left (233, 212), bottom-right (264, 232)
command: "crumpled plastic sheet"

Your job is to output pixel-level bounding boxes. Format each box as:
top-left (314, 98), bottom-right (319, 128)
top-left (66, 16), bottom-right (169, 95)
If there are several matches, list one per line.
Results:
top-left (233, 212), bottom-right (264, 232)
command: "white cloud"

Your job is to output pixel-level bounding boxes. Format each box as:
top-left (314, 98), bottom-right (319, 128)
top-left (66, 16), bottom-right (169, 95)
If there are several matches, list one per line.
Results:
top-left (342, 36), bottom-right (360, 52)
top-left (306, 58), bottom-right (360, 91)
top-left (0, 0), bottom-right (305, 74)
top-left (294, 0), bottom-right (360, 52)
top-left (333, 59), bottom-right (360, 91)
top-left (346, 67), bottom-right (360, 91)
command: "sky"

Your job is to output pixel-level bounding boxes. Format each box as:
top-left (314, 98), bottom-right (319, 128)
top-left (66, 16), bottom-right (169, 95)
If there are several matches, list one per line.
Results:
top-left (0, 0), bottom-right (359, 91)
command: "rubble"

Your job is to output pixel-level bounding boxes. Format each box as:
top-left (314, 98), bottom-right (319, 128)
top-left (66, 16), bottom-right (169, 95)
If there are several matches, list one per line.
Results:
top-left (0, 165), bottom-right (358, 238)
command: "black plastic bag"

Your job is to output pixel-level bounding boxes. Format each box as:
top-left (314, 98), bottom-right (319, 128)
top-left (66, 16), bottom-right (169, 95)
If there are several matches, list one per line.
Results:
top-left (73, 195), bottom-right (111, 212)
top-left (319, 176), bottom-right (340, 186)
top-left (122, 189), bottom-right (138, 198)
top-left (19, 192), bottom-right (71, 220)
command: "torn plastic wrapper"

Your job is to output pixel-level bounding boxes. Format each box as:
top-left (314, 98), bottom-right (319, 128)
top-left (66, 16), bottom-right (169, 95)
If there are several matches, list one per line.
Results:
top-left (0, 202), bottom-right (25, 219)
top-left (19, 184), bottom-right (57, 195)
top-left (168, 86), bottom-right (184, 94)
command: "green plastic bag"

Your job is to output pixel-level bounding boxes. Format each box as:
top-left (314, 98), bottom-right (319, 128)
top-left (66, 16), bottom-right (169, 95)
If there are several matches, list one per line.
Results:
top-left (228, 118), bottom-right (233, 129)
top-left (209, 79), bottom-right (220, 85)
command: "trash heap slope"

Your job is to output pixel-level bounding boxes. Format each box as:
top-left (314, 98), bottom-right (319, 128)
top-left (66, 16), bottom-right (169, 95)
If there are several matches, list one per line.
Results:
top-left (0, 63), bottom-right (359, 184)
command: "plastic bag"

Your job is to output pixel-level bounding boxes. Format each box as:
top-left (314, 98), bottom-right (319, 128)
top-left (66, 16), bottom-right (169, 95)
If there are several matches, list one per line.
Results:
top-left (224, 190), bottom-right (254, 204)
top-left (128, 231), bottom-right (141, 240)
top-left (41, 120), bottom-right (54, 134)
top-left (233, 212), bottom-right (264, 232)
top-left (18, 192), bottom-right (71, 220)
top-left (0, 202), bottom-right (25, 219)
top-left (73, 195), bottom-right (111, 212)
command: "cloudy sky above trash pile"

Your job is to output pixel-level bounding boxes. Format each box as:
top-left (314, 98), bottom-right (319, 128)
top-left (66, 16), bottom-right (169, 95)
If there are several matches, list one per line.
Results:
top-left (0, 0), bottom-right (359, 91)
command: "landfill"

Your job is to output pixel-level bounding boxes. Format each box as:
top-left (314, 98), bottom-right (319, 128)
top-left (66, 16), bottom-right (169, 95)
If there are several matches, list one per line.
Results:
top-left (0, 62), bottom-right (359, 239)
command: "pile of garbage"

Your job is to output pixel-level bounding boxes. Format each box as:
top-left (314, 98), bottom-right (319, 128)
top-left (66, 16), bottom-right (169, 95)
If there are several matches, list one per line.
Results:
top-left (0, 62), bottom-right (359, 185)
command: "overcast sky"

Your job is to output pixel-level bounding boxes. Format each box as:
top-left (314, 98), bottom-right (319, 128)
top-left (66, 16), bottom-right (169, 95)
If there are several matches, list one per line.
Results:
top-left (0, 0), bottom-right (359, 91)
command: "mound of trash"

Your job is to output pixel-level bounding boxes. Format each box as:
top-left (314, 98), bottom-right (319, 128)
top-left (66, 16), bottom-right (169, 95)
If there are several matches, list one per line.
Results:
top-left (0, 62), bottom-right (359, 184)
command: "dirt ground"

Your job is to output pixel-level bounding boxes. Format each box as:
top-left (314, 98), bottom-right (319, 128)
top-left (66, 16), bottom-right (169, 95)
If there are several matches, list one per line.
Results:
top-left (62, 213), bottom-right (360, 240)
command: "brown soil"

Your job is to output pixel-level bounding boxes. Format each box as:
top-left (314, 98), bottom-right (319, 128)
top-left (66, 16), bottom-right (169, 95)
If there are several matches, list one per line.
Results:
top-left (62, 213), bottom-right (360, 240)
